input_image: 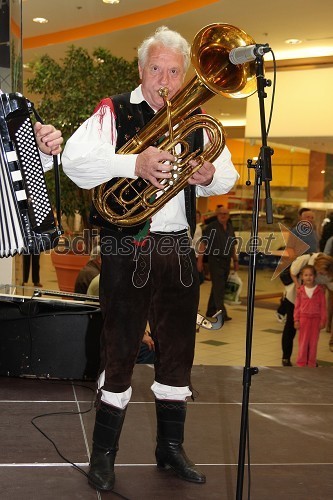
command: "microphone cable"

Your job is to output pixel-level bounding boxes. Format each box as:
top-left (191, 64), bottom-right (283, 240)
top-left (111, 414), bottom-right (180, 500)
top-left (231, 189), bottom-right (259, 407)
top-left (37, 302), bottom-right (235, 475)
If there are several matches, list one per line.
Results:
top-left (30, 381), bottom-right (130, 500)
top-left (265, 49), bottom-right (277, 137)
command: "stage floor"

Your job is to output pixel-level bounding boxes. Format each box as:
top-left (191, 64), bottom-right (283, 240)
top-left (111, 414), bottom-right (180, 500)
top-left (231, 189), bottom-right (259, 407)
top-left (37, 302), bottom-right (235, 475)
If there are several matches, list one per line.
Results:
top-left (1, 365), bottom-right (333, 499)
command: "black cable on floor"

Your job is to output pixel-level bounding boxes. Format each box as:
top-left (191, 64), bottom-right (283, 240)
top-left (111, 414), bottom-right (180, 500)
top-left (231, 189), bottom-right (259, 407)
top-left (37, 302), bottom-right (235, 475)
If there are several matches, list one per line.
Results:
top-left (30, 382), bottom-right (95, 478)
top-left (30, 381), bottom-right (130, 500)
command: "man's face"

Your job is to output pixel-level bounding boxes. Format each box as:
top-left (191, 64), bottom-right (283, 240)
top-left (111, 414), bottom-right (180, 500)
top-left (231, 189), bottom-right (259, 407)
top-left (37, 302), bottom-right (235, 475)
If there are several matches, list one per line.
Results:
top-left (139, 44), bottom-right (186, 111)
top-left (216, 208), bottom-right (230, 223)
top-left (299, 210), bottom-right (314, 223)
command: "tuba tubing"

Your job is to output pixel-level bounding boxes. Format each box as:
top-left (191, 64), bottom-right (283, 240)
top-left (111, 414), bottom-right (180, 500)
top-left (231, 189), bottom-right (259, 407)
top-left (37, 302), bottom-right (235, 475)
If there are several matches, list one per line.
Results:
top-left (92, 23), bottom-right (257, 227)
top-left (96, 114), bottom-right (225, 226)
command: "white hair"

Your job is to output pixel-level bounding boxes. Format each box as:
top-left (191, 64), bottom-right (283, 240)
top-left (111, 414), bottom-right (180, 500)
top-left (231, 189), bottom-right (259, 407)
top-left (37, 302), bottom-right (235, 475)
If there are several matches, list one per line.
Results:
top-left (138, 26), bottom-right (191, 73)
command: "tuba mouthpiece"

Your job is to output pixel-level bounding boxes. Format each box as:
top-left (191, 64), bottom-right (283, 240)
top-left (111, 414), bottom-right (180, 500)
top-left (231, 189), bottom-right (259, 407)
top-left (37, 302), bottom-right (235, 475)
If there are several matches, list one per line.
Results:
top-left (158, 87), bottom-right (169, 98)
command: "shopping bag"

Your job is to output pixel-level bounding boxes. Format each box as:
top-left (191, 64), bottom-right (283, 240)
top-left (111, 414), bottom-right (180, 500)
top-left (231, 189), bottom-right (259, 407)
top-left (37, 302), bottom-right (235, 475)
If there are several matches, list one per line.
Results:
top-left (224, 271), bottom-right (243, 305)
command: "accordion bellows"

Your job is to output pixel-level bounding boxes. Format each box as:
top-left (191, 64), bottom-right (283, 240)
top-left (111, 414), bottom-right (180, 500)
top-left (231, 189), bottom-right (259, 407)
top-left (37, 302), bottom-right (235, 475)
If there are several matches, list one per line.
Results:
top-left (0, 93), bottom-right (59, 257)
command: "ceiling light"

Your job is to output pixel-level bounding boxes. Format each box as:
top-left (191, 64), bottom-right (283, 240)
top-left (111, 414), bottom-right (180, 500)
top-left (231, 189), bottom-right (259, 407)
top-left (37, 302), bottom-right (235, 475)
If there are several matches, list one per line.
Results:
top-left (33, 17), bottom-right (48, 24)
top-left (103, 0), bottom-right (120, 4)
top-left (285, 38), bottom-right (302, 45)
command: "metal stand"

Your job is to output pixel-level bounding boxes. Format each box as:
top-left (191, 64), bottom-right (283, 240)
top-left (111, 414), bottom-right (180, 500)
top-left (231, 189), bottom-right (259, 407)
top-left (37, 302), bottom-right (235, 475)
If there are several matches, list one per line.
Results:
top-left (236, 53), bottom-right (274, 499)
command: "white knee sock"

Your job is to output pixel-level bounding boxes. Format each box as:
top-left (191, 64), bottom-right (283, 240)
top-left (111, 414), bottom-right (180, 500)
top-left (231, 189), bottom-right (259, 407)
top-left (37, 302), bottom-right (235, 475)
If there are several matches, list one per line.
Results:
top-left (151, 381), bottom-right (192, 401)
top-left (98, 370), bottom-right (132, 409)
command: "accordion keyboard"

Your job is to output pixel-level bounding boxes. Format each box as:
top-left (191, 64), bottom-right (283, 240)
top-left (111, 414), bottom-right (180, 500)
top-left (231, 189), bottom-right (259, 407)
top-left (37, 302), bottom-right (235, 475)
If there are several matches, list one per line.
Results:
top-left (0, 92), bottom-right (60, 257)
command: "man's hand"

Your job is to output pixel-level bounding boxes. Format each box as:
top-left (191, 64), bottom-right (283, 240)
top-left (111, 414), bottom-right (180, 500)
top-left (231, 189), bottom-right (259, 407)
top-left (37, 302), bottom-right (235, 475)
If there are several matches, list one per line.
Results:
top-left (188, 160), bottom-right (215, 186)
top-left (142, 331), bottom-right (155, 351)
top-left (34, 122), bottom-right (63, 156)
top-left (135, 146), bottom-right (175, 189)
top-left (197, 257), bottom-right (204, 274)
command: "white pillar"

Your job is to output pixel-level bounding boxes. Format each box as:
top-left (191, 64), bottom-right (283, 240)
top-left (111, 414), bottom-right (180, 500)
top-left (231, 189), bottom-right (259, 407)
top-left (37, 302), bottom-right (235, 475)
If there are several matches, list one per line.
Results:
top-left (0, 257), bottom-right (14, 288)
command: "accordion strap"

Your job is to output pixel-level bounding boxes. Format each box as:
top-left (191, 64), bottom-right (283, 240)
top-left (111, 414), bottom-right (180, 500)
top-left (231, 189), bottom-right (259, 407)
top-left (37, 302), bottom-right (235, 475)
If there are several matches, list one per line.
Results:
top-left (29, 101), bottom-right (63, 233)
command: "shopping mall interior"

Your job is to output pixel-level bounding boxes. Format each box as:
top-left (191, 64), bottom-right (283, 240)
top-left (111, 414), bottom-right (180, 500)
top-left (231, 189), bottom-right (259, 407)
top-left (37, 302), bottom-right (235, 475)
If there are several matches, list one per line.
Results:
top-left (1, 1), bottom-right (333, 499)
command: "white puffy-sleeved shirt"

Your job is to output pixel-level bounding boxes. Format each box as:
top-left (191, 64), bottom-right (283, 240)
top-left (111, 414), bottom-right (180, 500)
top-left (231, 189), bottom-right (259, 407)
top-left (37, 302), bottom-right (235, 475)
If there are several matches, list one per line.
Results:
top-left (40, 152), bottom-right (55, 172)
top-left (62, 85), bottom-right (239, 233)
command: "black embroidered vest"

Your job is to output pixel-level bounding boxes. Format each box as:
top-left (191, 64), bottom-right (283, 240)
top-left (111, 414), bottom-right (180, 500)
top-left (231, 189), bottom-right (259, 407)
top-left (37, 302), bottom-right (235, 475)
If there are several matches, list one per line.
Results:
top-left (89, 92), bottom-right (203, 237)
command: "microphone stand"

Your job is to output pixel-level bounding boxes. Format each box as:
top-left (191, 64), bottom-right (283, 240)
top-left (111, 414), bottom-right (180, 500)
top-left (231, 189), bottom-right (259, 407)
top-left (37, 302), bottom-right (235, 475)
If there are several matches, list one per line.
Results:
top-left (236, 53), bottom-right (274, 500)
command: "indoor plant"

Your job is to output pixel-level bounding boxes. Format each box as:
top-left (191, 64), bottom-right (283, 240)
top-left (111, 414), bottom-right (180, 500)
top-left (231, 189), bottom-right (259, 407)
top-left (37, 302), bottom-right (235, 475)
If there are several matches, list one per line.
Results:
top-left (25, 45), bottom-right (139, 290)
top-left (26, 44), bottom-right (139, 233)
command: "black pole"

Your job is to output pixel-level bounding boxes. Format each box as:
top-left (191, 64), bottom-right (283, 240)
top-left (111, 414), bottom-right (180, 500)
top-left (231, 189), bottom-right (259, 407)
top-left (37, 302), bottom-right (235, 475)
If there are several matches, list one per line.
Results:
top-left (236, 53), bottom-right (274, 499)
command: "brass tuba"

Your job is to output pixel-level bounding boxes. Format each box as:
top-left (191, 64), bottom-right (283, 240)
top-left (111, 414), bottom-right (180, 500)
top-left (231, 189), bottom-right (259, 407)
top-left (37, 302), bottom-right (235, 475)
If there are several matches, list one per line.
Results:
top-left (92, 23), bottom-right (257, 227)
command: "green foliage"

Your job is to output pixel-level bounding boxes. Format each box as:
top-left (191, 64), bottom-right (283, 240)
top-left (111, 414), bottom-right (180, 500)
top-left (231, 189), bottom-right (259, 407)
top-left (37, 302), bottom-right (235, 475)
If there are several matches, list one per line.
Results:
top-left (26, 45), bottom-right (139, 225)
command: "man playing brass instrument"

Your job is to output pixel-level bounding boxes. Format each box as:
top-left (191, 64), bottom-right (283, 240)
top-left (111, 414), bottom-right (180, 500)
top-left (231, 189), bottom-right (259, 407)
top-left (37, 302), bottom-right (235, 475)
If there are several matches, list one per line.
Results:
top-left (62, 26), bottom-right (238, 491)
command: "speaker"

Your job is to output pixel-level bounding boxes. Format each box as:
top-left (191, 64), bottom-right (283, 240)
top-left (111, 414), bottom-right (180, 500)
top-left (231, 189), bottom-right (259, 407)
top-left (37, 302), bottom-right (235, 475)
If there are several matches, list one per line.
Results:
top-left (0, 295), bottom-right (102, 380)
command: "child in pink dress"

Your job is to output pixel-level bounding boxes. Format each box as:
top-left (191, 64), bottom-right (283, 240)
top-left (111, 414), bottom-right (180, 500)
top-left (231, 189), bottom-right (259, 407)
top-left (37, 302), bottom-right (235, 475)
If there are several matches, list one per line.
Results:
top-left (294, 265), bottom-right (327, 367)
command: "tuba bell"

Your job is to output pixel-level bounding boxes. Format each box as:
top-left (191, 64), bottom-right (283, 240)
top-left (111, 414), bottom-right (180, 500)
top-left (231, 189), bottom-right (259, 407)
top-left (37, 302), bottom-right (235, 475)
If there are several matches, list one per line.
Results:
top-left (92, 23), bottom-right (257, 227)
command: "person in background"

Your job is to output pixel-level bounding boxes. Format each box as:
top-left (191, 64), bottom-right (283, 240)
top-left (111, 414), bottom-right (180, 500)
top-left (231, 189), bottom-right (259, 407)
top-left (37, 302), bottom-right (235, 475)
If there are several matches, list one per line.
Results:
top-left (62, 26), bottom-right (238, 492)
top-left (86, 273), bottom-right (100, 297)
top-left (282, 252), bottom-right (333, 366)
top-left (287, 208), bottom-right (318, 258)
top-left (192, 210), bottom-right (204, 284)
top-left (197, 206), bottom-right (239, 321)
top-left (322, 235), bottom-right (333, 347)
top-left (200, 205), bottom-right (225, 281)
top-left (277, 208), bottom-right (319, 326)
top-left (22, 253), bottom-right (42, 287)
top-left (137, 328), bottom-right (155, 364)
top-left (319, 212), bottom-right (333, 252)
top-left (74, 245), bottom-right (102, 294)
top-left (203, 204), bottom-right (224, 225)
top-left (323, 235), bottom-right (333, 256)
top-left (294, 265), bottom-right (326, 367)
top-left (192, 210), bottom-right (203, 253)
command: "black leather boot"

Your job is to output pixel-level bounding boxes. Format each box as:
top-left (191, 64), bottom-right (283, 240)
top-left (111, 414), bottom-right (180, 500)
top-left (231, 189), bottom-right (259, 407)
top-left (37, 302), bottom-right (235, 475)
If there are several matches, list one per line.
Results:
top-left (88, 402), bottom-right (127, 491)
top-left (155, 399), bottom-right (206, 484)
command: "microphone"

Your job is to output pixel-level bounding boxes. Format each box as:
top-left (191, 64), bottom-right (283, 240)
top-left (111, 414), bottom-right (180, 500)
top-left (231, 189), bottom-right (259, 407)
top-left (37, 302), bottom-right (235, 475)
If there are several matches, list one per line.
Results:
top-left (229, 44), bottom-right (270, 65)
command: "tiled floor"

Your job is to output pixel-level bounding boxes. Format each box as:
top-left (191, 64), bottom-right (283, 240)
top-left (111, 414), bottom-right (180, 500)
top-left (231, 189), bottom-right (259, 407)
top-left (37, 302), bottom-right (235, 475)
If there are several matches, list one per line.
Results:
top-left (1, 366), bottom-right (333, 499)
top-left (196, 281), bottom-right (333, 368)
top-left (1, 254), bottom-right (333, 499)
top-left (10, 252), bottom-right (333, 368)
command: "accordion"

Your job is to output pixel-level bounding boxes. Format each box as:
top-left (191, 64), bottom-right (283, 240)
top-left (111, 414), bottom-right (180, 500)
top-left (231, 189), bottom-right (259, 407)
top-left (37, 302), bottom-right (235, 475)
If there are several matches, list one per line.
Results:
top-left (0, 92), bottom-right (61, 258)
